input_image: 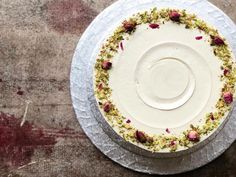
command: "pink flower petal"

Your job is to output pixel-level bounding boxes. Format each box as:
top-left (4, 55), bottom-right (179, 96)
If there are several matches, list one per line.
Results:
top-left (149, 23), bottom-right (160, 29)
top-left (166, 128), bottom-right (170, 133)
top-left (98, 82), bottom-right (103, 90)
top-left (126, 119), bottom-right (131, 123)
top-left (195, 36), bottom-right (203, 40)
top-left (120, 42), bottom-right (124, 51)
top-left (170, 140), bottom-right (176, 146)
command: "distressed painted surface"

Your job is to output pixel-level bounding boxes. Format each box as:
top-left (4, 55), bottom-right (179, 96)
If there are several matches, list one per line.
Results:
top-left (0, 0), bottom-right (235, 176)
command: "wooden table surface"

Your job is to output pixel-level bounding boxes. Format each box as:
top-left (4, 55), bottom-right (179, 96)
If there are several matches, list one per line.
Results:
top-left (0, 0), bottom-right (235, 176)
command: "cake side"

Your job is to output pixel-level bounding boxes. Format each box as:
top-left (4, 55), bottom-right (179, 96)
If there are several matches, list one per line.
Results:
top-left (94, 8), bottom-right (236, 152)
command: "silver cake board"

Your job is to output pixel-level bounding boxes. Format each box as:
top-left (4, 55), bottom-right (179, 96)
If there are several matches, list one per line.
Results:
top-left (70, 0), bottom-right (236, 174)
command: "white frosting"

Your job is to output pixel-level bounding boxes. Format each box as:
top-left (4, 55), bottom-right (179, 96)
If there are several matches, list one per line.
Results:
top-left (109, 22), bottom-right (223, 136)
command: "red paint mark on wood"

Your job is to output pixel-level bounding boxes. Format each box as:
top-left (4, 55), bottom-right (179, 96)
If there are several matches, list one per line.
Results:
top-left (58, 86), bottom-right (63, 91)
top-left (0, 112), bottom-right (86, 167)
top-left (0, 112), bottom-right (56, 167)
top-left (46, 0), bottom-right (97, 34)
top-left (42, 128), bottom-right (86, 139)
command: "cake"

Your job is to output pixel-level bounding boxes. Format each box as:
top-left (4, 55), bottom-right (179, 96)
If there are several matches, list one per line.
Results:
top-left (94, 8), bottom-right (236, 152)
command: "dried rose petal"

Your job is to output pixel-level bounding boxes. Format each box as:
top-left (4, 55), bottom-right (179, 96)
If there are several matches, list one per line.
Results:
top-left (149, 23), bottom-right (160, 29)
top-left (103, 102), bottom-right (111, 112)
top-left (210, 113), bottom-right (215, 120)
top-left (223, 92), bottom-right (233, 104)
top-left (120, 42), bottom-right (124, 51)
top-left (126, 119), bottom-right (131, 123)
top-left (170, 140), bottom-right (176, 146)
top-left (166, 128), bottom-right (170, 133)
top-left (187, 130), bottom-right (200, 142)
top-left (223, 69), bottom-right (230, 76)
top-left (135, 130), bottom-right (147, 143)
top-left (212, 36), bottom-right (225, 46)
top-left (123, 20), bottom-right (136, 32)
top-left (169, 10), bottom-right (181, 22)
top-left (195, 36), bottom-right (203, 40)
top-left (98, 82), bottom-right (103, 90)
top-left (102, 61), bottom-right (112, 70)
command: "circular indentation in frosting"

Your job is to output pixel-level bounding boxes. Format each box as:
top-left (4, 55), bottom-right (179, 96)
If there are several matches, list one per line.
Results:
top-left (135, 56), bottom-right (195, 110)
top-left (150, 59), bottom-right (189, 99)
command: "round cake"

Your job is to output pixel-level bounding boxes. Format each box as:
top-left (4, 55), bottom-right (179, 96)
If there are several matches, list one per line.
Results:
top-left (94, 8), bottom-right (236, 152)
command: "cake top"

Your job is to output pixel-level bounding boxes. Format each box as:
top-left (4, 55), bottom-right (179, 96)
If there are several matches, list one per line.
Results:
top-left (94, 8), bottom-right (236, 152)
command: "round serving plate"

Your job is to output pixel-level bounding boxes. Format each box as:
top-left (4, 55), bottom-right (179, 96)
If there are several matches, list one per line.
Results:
top-left (70, 0), bottom-right (236, 174)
